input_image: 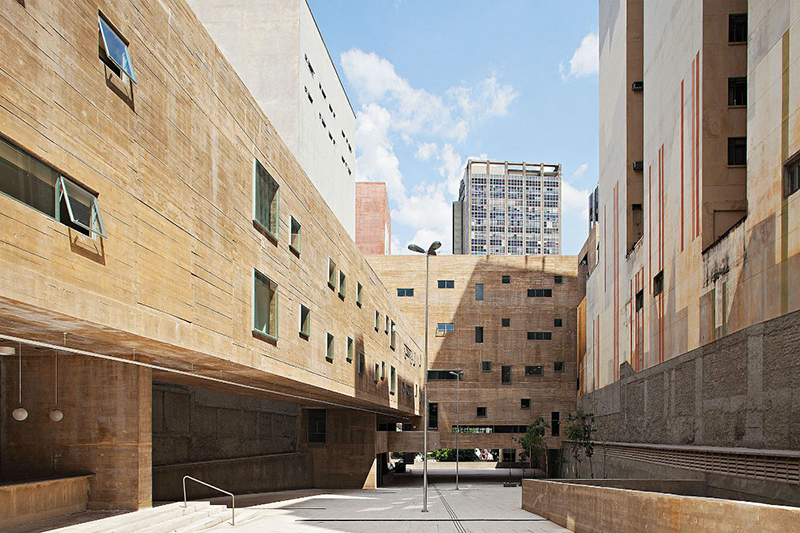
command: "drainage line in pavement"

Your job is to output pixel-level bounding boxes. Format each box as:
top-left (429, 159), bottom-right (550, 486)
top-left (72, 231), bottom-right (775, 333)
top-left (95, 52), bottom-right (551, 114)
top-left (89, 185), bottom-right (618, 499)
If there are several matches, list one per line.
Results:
top-left (433, 484), bottom-right (467, 533)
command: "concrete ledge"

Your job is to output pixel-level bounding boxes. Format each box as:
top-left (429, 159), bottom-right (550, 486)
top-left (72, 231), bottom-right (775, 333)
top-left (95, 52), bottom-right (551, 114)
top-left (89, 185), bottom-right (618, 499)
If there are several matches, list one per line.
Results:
top-left (153, 453), bottom-right (313, 501)
top-left (522, 479), bottom-right (800, 532)
top-left (0, 475), bottom-right (92, 530)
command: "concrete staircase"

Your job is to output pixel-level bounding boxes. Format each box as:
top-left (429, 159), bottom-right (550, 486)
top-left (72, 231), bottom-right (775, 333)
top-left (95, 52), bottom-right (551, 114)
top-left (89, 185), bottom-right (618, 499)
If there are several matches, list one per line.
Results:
top-left (47, 502), bottom-right (258, 533)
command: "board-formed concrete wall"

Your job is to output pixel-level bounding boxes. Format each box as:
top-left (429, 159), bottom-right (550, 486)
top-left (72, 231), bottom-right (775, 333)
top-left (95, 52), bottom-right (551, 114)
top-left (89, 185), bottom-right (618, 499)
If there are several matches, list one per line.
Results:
top-left (153, 383), bottom-right (297, 466)
top-left (578, 308), bottom-right (800, 451)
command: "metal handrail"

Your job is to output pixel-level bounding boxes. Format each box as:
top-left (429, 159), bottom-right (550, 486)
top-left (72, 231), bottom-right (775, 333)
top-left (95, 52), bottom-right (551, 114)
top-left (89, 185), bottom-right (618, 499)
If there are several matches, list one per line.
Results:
top-left (183, 475), bottom-right (235, 525)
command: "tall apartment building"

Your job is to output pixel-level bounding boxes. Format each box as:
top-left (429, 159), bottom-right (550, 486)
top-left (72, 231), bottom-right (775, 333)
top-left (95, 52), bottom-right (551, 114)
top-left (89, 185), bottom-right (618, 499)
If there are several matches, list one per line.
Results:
top-left (574, 0), bottom-right (800, 506)
top-left (187, 0), bottom-right (357, 238)
top-left (453, 160), bottom-right (562, 256)
top-left (369, 255), bottom-right (582, 470)
top-left (0, 0), bottom-right (421, 520)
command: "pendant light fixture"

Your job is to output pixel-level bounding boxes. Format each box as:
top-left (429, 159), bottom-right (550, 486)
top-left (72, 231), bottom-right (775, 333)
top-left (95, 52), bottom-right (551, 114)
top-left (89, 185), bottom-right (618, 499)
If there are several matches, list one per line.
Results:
top-left (10, 343), bottom-right (28, 421)
top-left (49, 344), bottom-right (63, 422)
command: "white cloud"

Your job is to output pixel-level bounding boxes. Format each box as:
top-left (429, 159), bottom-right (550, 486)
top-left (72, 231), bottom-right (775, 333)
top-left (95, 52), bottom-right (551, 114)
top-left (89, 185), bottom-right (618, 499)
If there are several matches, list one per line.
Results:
top-left (342, 48), bottom-right (515, 254)
top-left (560, 33), bottom-right (599, 81)
top-left (561, 180), bottom-right (590, 222)
top-left (415, 142), bottom-right (438, 161)
top-left (569, 163), bottom-right (589, 182)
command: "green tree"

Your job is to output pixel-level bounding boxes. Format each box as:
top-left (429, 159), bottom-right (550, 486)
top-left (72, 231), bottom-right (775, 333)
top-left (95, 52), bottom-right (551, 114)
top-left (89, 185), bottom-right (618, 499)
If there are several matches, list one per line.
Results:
top-left (514, 417), bottom-right (550, 477)
top-left (564, 412), bottom-right (595, 478)
top-left (430, 448), bottom-right (477, 462)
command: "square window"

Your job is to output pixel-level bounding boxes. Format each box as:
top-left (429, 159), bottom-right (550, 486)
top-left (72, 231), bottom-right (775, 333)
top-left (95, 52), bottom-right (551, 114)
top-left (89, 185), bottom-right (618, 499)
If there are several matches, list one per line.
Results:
top-left (346, 336), bottom-right (354, 362)
top-left (729, 13), bottom-right (747, 43)
top-left (290, 216), bottom-right (301, 253)
top-left (501, 365), bottom-right (511, 384)
top-left (328, 259), bottom-right (337, 290)
top-left (437, 280), bottom-right (455, 289)
top-left (525, 365), bottom-right (544, 376)
top-left (502, 275), bottom-right (510, 284)
top-left (356, 282), bottom-right (363, 307)
top-left (728, 77), bottom-right (746, 106)
top-left (98, 14), bottom-right (137, 83)
top-left (0, 136), bottom-right (59, 219)
top-left (521, 398), bottom-right (531, 410)
top-left (481, 361), bottom-right (492, 372)
top-left (254, 160), bottom-right (279, 239)
top-left (307, 409), bottom-right (326, 445)
top-left (502, 318), bottom-right (510, 327)
top-left (786, 153), bottom-right (800, 197)
top-left (325, 333), bottom-right (334, 361)
top-left (299, 304), bottom-right (310, 338)
top-left (338, 270), bottom-right (346, 299)
top-left (56, 176), bottom-right (107, 238)
top-left (554, 318), bottom-right (562, 327)
top-left (554, 361), bottom-right (565, 372)
top-left (475, 326), bottom-right (484, 343)
top-left (475, 283), bottom-right (484, 300)
top-left (728, 137), bottom-right (746, 166)
top-left (653, 270), bottom-right (664, 296)
top-left (477, 406), bottom-right (487, 417)
top-left (554, 275), bottom-right (563, 285)
top-left (358, 353), bottom-right (365, 374)
top-left (253, 270), bottom-right (278, 340)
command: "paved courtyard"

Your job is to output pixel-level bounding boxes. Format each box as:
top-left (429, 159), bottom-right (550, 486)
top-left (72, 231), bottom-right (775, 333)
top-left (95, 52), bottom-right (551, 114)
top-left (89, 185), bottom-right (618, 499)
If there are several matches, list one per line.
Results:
top-left (203, 465), bottom-right (569, 533)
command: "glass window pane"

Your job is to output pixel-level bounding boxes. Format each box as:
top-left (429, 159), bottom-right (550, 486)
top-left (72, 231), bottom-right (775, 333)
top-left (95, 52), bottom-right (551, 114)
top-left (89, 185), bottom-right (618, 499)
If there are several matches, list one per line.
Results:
top-left (99, 17), bottom-right (137, 82)
top-left (254, 271), bottom-right (277, 338)
top-left (255, 160), bottom-right (279, 236)
top-left (0, 137), bottom-right (58, 216)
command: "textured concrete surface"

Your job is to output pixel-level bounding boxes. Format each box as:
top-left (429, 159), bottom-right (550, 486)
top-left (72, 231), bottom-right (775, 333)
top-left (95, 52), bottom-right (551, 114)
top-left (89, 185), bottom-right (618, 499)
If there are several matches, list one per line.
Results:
top-left (0, 476), bottom-right (91, 530)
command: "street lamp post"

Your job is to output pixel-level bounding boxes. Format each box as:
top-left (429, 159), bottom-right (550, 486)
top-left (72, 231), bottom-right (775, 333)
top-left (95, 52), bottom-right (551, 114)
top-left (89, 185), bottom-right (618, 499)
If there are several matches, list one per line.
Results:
top-left (408, 241), bottom-right (440, 513)
top-left (448, 370), bottom-right (462, 490)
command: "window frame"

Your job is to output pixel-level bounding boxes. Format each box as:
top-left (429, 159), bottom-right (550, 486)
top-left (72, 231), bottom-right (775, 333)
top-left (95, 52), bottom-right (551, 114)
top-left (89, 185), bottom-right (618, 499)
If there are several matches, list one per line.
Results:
top-left (476, 406), bottom-right (487, 418)
top-left (501, 365), bottom-right (511, 384)
top-left (327, 259), bottom-right (337, 290)
top-left (437, 279), bottom-right (455, 289)
top-left (554, 318), bottom-right (563, 328)
top-left (475, 326), bottom-right (484, 343)
top-left (501, 275), bottom-right (510, 284)
top-left (501, 318), bottom-right (510, 327)
top-left (253, 159), bottom-right (280, 240)
top-left (525, 365), bottom-right (544, 377)
top-left (389, 365), bottom-right (397, 395)
top-left (521, 398), bottom-right (531, 410)
top-left (428, 402), bottom-right (439, 430)
top-left (325, 332), bottom-right (334, 362)
top-left (390, 321), bottom-right (396, 350)
top-left (481, 361), bottom-right (492, 372)
top-left (785, 151), bottom-right (800, 198)
top-left (728, 77), bottom-right (747, 107)
top-left (299, 304), bottom-right (310, 339)
top-left (290, 215), bottom-right (301, 254)
top-left (554, 361), bottom-right (565, 373)
top-left (56, 175), bottom-right (107, 238)
top-left (98, 13), bottom-right (137, 83)
top-left (375, 310), bottom-right (380, 331)
top-left (475, 283), bottom-right (484, 301)
top-left (338, 270), bottom-right (346, 299)
top-left (346, 336), bottom-right (354, 362)
top-left (397, 288), bottom-right (415, 297)
top-left (253, 269), bottom-right (278, 341)
top-left (727, 137), bottom-right (747, 166)
top-left (356, 282), bottom-right (363, 307)
top-left (728, 13), bottom-right (747, 43)
top-left (358, 353), bottom-right (365, 375)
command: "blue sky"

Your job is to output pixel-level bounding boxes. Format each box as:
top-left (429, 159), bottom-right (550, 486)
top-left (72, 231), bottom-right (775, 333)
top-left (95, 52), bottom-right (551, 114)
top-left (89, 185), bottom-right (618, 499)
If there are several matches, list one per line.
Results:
top-left (308, 0), bottom-right (600, 255)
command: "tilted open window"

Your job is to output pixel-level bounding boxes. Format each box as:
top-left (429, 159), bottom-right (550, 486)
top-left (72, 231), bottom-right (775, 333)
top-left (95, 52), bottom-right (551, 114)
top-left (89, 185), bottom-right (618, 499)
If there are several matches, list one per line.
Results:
top-left (98, 14), bottom-right (137, 83)
top-left (56, 176), bottom-right (107, 238)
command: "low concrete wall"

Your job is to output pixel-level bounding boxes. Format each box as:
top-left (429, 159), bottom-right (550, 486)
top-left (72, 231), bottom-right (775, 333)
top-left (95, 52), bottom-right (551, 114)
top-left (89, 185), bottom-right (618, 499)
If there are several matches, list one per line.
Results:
top-left (386, 430), bottom-right (440, 453)
top-left (0, 475), bottom-right (92, 530)
top-left (152, 452), bottom-right (312, 501)
top-left (522, 479), bottom-right (800, 532)
top-left (549, 478), bottom-right (707, 496)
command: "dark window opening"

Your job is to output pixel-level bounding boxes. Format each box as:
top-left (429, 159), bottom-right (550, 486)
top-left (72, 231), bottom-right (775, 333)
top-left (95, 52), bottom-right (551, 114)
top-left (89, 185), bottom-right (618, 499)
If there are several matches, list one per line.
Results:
top-left (397, 288), bottom-right (414, 297)
top-left (728, 137), bottom-right (746, 166)
top-left (551, 412), bottom-right (560, 437)
top-left (307, 409), bottom-right (326, 444)
top-left (521, 398), bottom-right (531, 409)
top-left (502, 318), bottom-right (510, 327)
top-left (554, 318), bottom-right (562, 327)
top-left (527, 331), bottom-right (552, 340)
top-left (728, 77), bottom-right (747, 106)
top-left (358, 353), bottom-right (365, 375)
top-left (502, 275), bottom-right (511, 284)
top-left (525, 365), bottom-right (544, 376)
top-left (475, 326), bottom-right (484, 343)
top-left (554, 361), bottom-right (565, 372)
top-left (481, 361), bottom-right (492, 372)
top-left (501, 365), bottom-right (511, 384)
top-left (476, 406), bottom-right (487, 418)
top-left (786, 154), bottom-right (800, 197)
top-left (428, 370), bottom-right (462, 381)
top-left (636, 289), bottom-right (644, 311)
top-left (729, 13), bottom-right (747, 43)
top-left (437, 279), bottom-right (455, 289)
top-left (653, 270), bottom-right (664, 296)
top-left (554, 275), bottom-right (563, 284)
top-left (428, 403), bottom-right (439, 430)
top-left (527, 288), bottom-right (553, 297)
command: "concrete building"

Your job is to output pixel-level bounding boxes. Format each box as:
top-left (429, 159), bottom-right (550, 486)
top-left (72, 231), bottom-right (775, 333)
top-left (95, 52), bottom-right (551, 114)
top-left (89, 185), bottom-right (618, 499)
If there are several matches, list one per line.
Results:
top-left (186, 0), bottom-right (357, 238)
top-left (369, 255), bottom-right (582, 470)
top-left (575, 0), bottom-right (800, 507)
top-left (355, 182), bottom-right (391, 255)
top-left (453, 160), bottom-right (562, 256)
top-left (0, 0), bottom-right (422, 523)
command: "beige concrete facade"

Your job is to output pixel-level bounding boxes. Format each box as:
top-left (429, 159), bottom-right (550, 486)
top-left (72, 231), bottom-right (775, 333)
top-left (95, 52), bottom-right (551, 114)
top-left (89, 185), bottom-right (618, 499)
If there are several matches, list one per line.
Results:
top-left (585, 0), bottom-right (800, 391)
top-left (355, 182), bottom-right (391, 255)
top-left (0, 0), bottom-right (423, 512)
top-left (368, 255), bottom-right (582, 460)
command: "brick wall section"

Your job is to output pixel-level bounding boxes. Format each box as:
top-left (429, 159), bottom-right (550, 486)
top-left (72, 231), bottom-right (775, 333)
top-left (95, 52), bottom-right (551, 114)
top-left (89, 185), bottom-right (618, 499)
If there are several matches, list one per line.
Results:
top-left (355, 182), bottom-right (390, 255)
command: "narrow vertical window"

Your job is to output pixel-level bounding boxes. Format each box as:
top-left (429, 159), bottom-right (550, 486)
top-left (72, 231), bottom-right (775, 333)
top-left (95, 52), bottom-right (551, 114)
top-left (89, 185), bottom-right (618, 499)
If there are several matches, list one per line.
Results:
top-left (290, 216), bottom-right (301, 253)
top-left (728, 137), bottom-right (746, 166)
top-left (299, 304), bottom-right (310, 338)
top-left (551, 412), bottom-right (561, 437)
top-left (325, 333), bottom-right (334, 361)
top-left (307, 409), bottom-right (326, 445)
top-left (358, 353), bottom-right (365, 374)
top-left (346, 336), bottom-right (354, 362)
top-left (475, 283), bottom-right (484, 301)
top-left (338, 270), bottom-right (346, 299)
top-left (356, 282), bottom-right (363, 307)
top-left (475, 326), bottom-right (484, 343)
top-left (327, 259), bottom-right (337, 289)
top-left (728, 77), bottom-right (747, 106)
top-left (728, 13), bottom-right (747, 43)
top-left (254, 160), bottom-right (279, 239)
top-left (375, 310), bottom-right (380, 331)
top-left (501, 365), bottom-right (511, 384)
top-left (785, 153), bottom-right (800, 197)
top-left (428, 403), bottom-right (439, 430)
top-left (390, 366), bottom-right (397, 395)
top-left (253, 270), bottom-right (278, 340)
top-left (374, 363), bottom-right (380, 383)
top-left (390, 321), bottom-right (396, 349)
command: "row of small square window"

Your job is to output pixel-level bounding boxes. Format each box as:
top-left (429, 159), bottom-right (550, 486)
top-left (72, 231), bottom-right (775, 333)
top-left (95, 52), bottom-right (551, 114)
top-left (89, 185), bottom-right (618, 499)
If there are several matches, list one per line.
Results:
top-left (397, 276), bottom-right (563, 298)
